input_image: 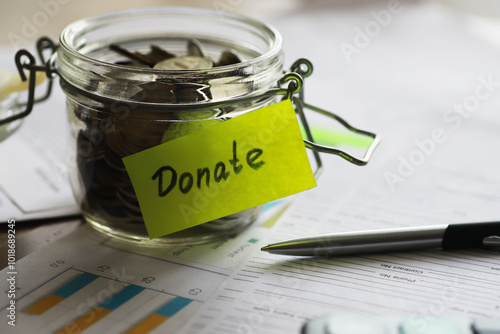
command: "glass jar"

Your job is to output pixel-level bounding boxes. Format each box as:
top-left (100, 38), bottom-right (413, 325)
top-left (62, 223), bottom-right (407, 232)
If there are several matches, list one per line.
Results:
top-left (10, 7), bottom-right (380, 247)
top-left (57, 7), bottom-right (285, 246)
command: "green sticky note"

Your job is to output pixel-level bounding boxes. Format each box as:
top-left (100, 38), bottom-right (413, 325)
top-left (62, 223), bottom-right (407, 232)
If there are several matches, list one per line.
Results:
top-left (123, 100), bottom-right (316, 239)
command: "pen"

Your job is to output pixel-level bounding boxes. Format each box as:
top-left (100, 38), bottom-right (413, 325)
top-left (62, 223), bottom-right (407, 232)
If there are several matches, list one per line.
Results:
top-left (260, 222), bottom-right (500, 256)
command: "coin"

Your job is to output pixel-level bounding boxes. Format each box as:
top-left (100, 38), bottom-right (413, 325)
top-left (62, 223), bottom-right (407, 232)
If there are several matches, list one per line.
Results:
top-left (117, 186), bottom-right (138, 200)
top-left (77, 155), bottom-right (98, 192)
top-left (76, 132), bottom-right (105, 162)
top-left (217, 50), bottom-right (242, 66)
top-left (101, 205), bottom-right (134, 226)
top-left (104, 148), bottom-right (127, 172)
top-left (160, 118), bottom-right (222, 143)
top-left (144, 45), bottom-right (176, 63)
top-left (95, 162), bottom-right (130, 188)
top-left (116, 189), bottom-right (142, 212)
top-left (153, 56), bottom-right (213, 71)
top-left (85, 186), bottom-right (122, 207)
top-left (187, 39), bottom-right (206, 58)
top-left (105, 126), bottom-right (147, 157)
top-left (110, 44), bottom-right (156, 67)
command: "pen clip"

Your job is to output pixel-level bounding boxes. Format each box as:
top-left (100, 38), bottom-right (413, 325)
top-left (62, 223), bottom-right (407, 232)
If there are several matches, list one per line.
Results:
top-left (482, 235), bottom-right (500, 250)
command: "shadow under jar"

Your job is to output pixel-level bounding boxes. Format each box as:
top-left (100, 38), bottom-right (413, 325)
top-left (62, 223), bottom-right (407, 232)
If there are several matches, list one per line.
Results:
top-left (58, 7), bottom-right (285, 246)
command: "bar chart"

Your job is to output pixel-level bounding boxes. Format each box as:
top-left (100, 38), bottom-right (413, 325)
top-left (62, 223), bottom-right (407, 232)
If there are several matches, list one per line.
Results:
top-left (1, 200), bottom-right (287, 334)
top-left (17, 268), bottom-right (200, 333)
top-left (125, 296), bottom-right (192, 334)
top-left (24, 272), bottom-right (98, 315)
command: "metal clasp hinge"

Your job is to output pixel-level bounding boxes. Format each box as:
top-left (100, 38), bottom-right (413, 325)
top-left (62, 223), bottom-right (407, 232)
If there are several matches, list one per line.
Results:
top-left (279, 58), bottom-right (381, 177)
top-left (0, 37), bottom-right (57, 126)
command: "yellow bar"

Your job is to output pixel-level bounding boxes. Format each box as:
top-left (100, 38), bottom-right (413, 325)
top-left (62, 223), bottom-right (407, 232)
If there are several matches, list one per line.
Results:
top-left (24, 295), bottom-right (65, 315)
top-left (260, 203), bottom-right (291, 229)
top-left (56, 307), bottom-right (111, 334)
top-left (125, 314), bottom-right (169, 334)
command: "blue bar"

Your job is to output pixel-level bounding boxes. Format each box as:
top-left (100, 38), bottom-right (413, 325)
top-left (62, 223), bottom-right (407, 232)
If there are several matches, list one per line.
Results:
top-left (101, 285), bottom-right (145, 310)
top-left (156, 297), bottom-right (192, 318)
top-left (53, 273), bottom-right (99, 298)
top-left (262, 200), bottom-right (282, 212)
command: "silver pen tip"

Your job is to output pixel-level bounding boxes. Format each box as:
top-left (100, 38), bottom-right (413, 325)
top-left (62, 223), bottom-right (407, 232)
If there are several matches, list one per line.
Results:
top-left (261, 245), bottom-right (271, 252)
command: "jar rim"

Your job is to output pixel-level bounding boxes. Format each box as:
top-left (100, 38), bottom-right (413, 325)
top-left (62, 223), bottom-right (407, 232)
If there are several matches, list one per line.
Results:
top-left (59, 6), bottom-right (283, 75)
top-left (57, 6), bottom-right (284, 104)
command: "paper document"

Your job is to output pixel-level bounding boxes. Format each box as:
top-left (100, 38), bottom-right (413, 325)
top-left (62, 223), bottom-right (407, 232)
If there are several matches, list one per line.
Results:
top-left (2, 140), bottom-right (499, 333)
top-left (0, 49), bottom-right (79, 222)
top-left (0, 201), bottom-right (289, 333)
top-left (181, 156), bottom-right (500, 333)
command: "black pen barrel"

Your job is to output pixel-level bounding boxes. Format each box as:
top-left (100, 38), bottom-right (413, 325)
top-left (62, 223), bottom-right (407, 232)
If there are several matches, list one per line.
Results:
top-left (442, 222), bottom-right (500, 249)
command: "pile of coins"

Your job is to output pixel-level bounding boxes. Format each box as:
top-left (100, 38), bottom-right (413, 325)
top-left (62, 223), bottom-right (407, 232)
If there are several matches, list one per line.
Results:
top-left (111, 39), bottom-right (242, 69)
top-left (72, 39), bottom-right (255, 234)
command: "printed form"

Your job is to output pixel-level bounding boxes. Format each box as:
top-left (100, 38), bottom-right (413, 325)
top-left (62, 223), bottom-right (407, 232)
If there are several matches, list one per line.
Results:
top-left (182, 153), bottom-right (500, 333)
top-left (2, 112), bottom-right (499, 333)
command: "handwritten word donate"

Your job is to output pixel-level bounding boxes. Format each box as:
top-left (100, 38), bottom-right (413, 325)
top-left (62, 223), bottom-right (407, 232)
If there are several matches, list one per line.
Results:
top-left (123, 100), bottom-right (316, 238)
top-left (153, 141), bottom-right (264, 197)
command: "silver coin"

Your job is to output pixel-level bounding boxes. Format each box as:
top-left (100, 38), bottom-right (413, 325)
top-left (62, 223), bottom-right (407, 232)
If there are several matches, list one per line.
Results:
top-left (187, 39), bottom-right (206, 58)
top-left (116, 189), bottom-right (141, 212)
top-left (153, 56), bottom-right (213, 71)
top-left (217, 50), bottom-right (242, 66)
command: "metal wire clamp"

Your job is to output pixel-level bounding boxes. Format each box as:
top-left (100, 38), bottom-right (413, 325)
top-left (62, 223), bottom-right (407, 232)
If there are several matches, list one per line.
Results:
top-left (279, 59), bottom-right (381, 169)
top-left (0, 37), bottom-right (57, 126)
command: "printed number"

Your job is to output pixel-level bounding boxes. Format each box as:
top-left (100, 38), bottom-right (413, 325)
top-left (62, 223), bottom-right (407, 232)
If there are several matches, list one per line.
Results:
top-left (96, 265), bottom-right (110, 272)
top-left (49, 260), bottom-right (65, 268)
top-left (189, 288), bottom-right (202, 296)
top-left (141, 277), bottom-right (156, 284)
